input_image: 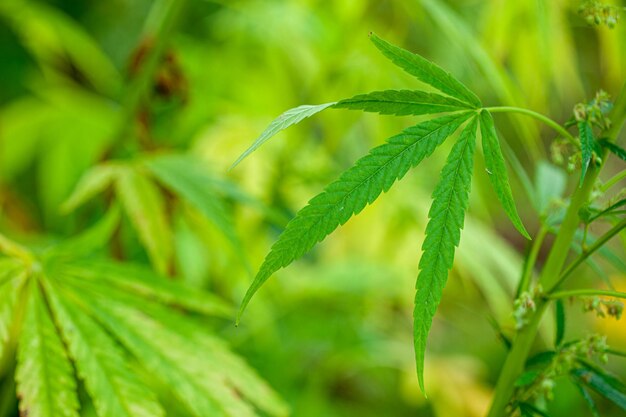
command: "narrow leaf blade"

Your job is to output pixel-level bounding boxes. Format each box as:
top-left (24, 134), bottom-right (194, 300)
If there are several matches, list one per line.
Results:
top-left (45, 281), bottom-right (166, 417)
top-left (572, 362), bottom-right (626, 411)
top-left (555, 299), bottom-right (565, 346)
top-left (334, 89), bottom-right (473, 116)
top-left (414, 116), bottom-right (478, 392)
top-left (480, 110), bottom-right (530, 239)
top-left (578, 120), bottom-right (594, 186)
top-left (238, 112), bottom-right (473, 320)
top-left (599, 139), bottom-right (626, 162)
top-left (61, 164), bottom-right (117, 212)
top-left (146, 154), bottom-right (248, 271)
top-left (370, 33), bottom-right (481, 107)
top-left (115, 167), bottom-right (172, 275)
top-left (231, 102), bottom-right (335, 169)
top-left (16, 281), bottom-right (80, 417)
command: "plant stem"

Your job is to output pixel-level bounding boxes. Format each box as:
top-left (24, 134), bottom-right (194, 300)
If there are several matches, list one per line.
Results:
top-left (112, 0), bottom-right (185, 145)
top-left (487, 165), bottom-right (599, 417)
top-left (600, 169), bottom-right (626, 192)
top-left (517, 226), bottom-right (548, 297)
top-left (484, 106), bottom-right (578, 146)
top-left (552, 217), bottom-right (626, 290)
top-left (547, 288), bottom-right (626, 300)
top-left (487, 81), bottom-right (626, 417)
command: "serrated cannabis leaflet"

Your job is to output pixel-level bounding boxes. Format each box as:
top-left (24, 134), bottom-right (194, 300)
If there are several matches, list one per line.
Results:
top-left (234, 33), bottom-right (533, 392)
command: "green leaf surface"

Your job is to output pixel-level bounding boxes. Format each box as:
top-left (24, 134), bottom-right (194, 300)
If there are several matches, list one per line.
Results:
top-left (45, 281), bottom-right (166, 417)
top-left (479, 110), bottom-right (530, 239)
top-left (369, 33), bottom-right (481, 107)
top-left (115, 166), bottom-right (172, 275)
top-left (45, 205), bottom-right (120, 259)
top-left (573, 380), bottom-right (600, 417)
top-left (145, 154), bottom-right (248, 269)
top-left (599, 139), bottom-right (626, 162)
top-left (572, 361), bottom-right (626, 411)
top-left (555, 299), bottom-right (565, 346)
top-left (413, 116), bottom-right (478, 392)
top-left (334, 89), bottom-right (473, 116)
top-left (238, 112), bottom-right (473, 320)
top-left (88, 298), bottom-right (258, 417)
top-left (60, 259), bottom-right (232, 318)
top-left (0, 269), bottom-right (26, 360)
top-left (578, 120), bottom-right (594, 186)
top-left (61, 164), bottom-right (118, 212)
top-left (16, 281), bottom-right (80, 417)
top-left (231, 102), bottom-right (335, 169)
top-left (65, 276), bottom-right (287, 417)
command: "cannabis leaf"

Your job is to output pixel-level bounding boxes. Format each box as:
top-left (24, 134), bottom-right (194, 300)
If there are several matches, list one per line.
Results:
top-left (413, 116), bottom-right (478, 391)
top-left (115, 166), bottom-right (172, 275)
top-left (16, 281), bottom-right (80, 417)
top-left (236, 34), bottom-right (528, 393)
top-left (0, 228), bottom-right (287, 417)
top-left (63, 153), bottom-right (254, 275)
top-left (334, 89), bottom-right (474, 116)
top-left (479, 110), bottom-right (530, 239)
top-left (369, 33), bottom-right (481, 107)
top-left (578, 120), bottom-right (595, 185)
top-left (238, 111), bottom-right (473, 320)
top-left (232, 103), bottom-right (336, 169)
top-left (599, 139), bottom-right (626, 162)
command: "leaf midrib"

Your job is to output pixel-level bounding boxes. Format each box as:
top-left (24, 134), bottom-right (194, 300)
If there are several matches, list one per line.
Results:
top-left (273, 114), bottom-right (469, 257)
top-left (419, 124), bottom-right (473, 329)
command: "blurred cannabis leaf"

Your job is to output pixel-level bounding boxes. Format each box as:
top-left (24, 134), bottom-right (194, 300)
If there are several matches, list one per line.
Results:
top-left (1, 217), bottom-right (288, 417)
top-left (234, 33), bottom-right (530, 392)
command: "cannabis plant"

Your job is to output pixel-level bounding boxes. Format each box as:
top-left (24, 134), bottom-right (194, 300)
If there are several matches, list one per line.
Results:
top-left (0, 0), bottom-right (288, 416)
top-left (234, 33), bottom-right (626, 416)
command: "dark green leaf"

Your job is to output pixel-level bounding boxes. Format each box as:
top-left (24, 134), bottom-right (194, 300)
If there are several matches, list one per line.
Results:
top-left (238, 112), bottom-right (473, 321)
top-left (334, 89), bottom-right (472, 116)
top-left (555, 299), bottom-right (565, 346)
top-left (578, 121), bottom-right (594, 186)
top-left (479, 110), bottom-right (530, 239)
top-left (573, 379), bottom-right (600, 417)
top-left (519, 402), bottom-right (551, 417)
top-left (414, 116), bottom-right (478, 392)
top-left (599, 139), bottom-right (626, 162)
top-left (369, 33), bottom-right (481, 107)
top-left (572, 361), bottom-right (626, 411)
top-left (515, 370), bottom-right (541, 387)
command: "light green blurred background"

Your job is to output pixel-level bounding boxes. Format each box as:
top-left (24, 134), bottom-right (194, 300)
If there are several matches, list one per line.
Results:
top-left (0, 0), bottom-right (625, 416)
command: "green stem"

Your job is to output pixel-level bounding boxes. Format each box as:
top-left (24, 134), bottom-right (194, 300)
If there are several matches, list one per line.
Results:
top-left (487, 81), bottom-right (626, 417)
top-left (487, 166), bottom-right (599, 417)
top-left (517, 226), bottom-right (548, 297)
top-left (112, 0), bottom-right (185, 145)
top-left (551, 217), bottom-right (626, 290)
top-left (600, 169), bottom-right (626, 192)
top-left (547, 289), bottom-right (626, 300)
top-left (484, 106), bottom-right (578, 146)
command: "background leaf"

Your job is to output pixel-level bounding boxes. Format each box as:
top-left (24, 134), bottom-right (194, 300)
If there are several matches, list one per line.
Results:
top-left (16, 281), bottom-right (80, 417)
top-left (45, 281), bottom-right (166, 417)
top-left (115, 166), bottom-right (172, 275)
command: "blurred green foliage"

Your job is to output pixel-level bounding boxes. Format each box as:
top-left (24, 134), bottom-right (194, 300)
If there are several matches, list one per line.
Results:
top-left (0, 0), bottom-right (625, 416)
